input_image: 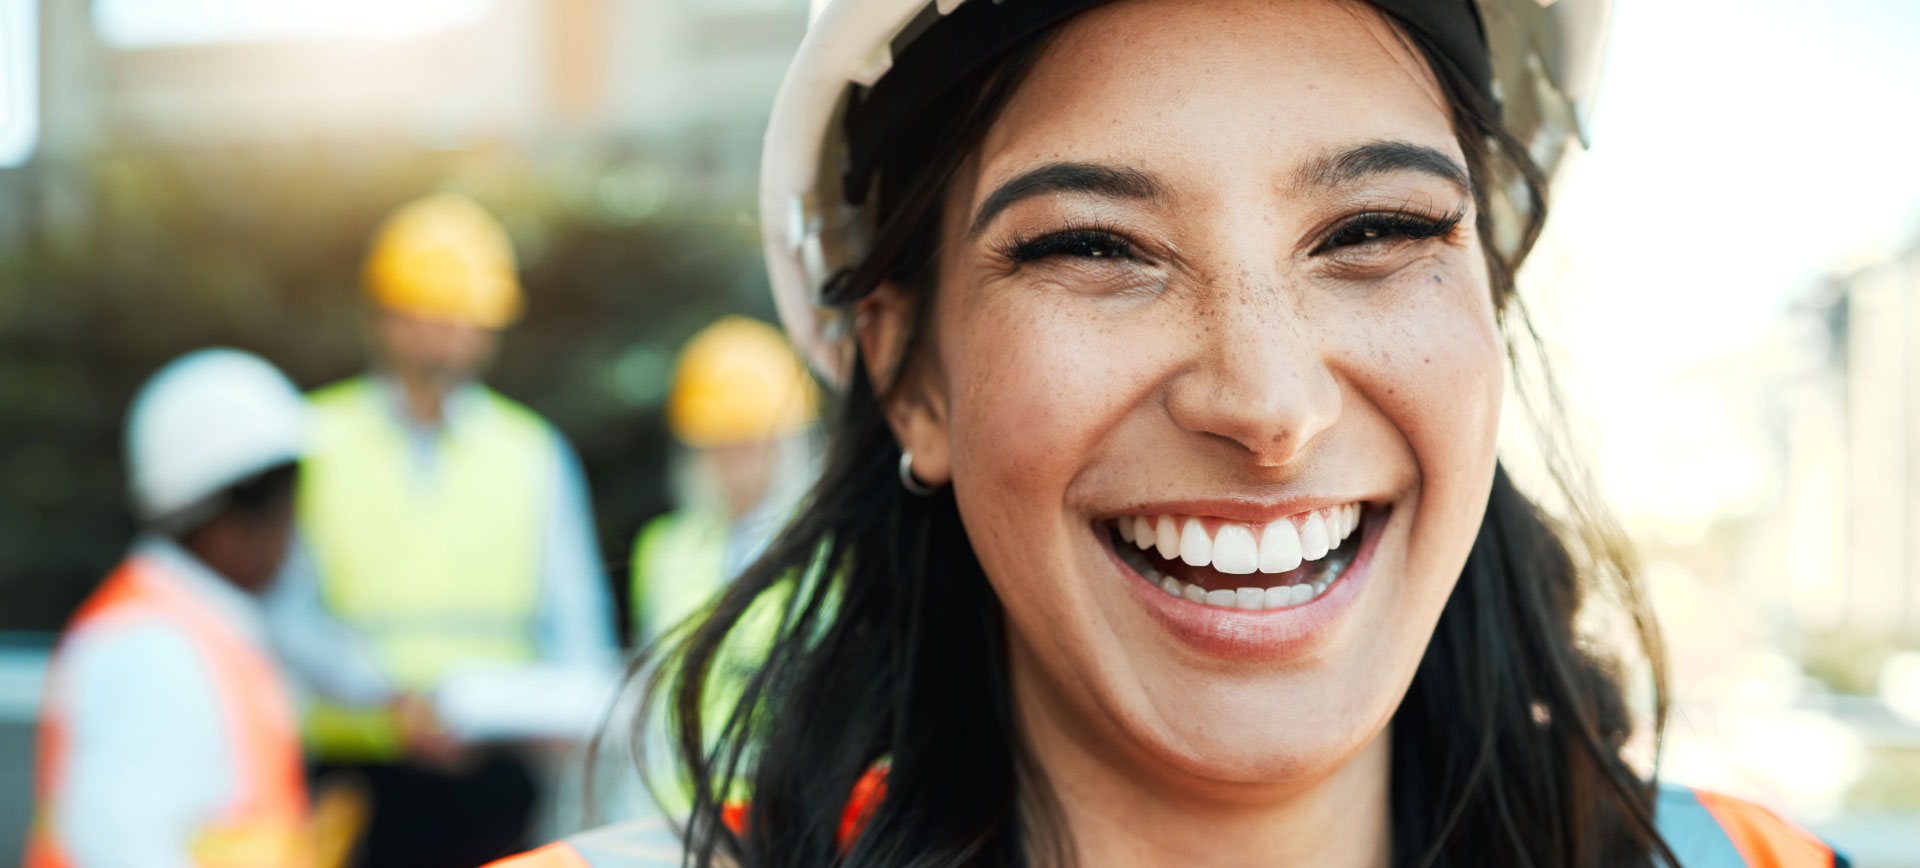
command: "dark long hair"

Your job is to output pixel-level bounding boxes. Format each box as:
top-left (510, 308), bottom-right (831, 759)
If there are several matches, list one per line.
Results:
top-left (639, 9), bottom-right (1673, 868)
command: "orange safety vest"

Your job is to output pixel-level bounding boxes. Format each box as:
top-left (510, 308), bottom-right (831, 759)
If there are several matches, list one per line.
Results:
top-left (23, 556), bottom-right (312, 868)
top-left (484, 771), bottom-right (1845, 868)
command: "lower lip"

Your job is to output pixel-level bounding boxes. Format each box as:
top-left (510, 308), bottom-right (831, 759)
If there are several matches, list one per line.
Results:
top-left (1103, 509), bottom-right (1386, 659)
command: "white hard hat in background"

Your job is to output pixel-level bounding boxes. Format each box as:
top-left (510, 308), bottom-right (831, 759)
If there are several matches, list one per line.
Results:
top-left (125, 348), bottom-right (308, 525)
top-left (760, 0), bottom-right (1614, 387)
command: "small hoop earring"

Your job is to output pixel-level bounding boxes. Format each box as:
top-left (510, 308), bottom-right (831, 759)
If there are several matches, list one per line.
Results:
top-left (898, 450), bottom-right (937, 496)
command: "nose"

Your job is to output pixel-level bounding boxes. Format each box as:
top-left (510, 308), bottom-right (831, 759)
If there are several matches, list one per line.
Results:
top-left (1163, 290), bottom-right (1341, 467)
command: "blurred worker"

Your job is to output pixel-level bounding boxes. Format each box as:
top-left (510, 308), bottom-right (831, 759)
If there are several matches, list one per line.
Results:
top-left (25, 349), bottom-right (311, 868)
top-left (269, 193), bottom-right (616, 868)
top-left (629, 316), bottom-right (819, 648)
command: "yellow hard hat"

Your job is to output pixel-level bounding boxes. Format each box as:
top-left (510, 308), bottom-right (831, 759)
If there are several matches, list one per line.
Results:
top-left (668, 316), bottom-right (819, 447)
top-left (362, 193), bottom-right (523, 329)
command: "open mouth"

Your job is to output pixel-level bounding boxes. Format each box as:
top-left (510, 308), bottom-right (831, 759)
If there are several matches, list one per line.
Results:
top-left (1105, 503), bottom-right (1374, 611)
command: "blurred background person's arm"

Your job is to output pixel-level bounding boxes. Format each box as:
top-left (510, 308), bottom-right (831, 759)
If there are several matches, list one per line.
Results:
top-left (51, 616), bottom-right (233, 868)
top-left (265, 541), bottom-right (399, 709)
top-left (530, 435), bottom-right (617, 671)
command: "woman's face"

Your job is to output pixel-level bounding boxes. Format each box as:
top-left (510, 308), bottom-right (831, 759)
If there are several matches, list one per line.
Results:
top-left (873, 0), bottom-right (1503, 795)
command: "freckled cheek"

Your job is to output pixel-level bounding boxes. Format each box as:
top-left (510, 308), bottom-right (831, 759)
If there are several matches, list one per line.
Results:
top-left (946, 302), bottom-right (1130, 504)
top-left (1357, 293), bottom-right (1504, 489)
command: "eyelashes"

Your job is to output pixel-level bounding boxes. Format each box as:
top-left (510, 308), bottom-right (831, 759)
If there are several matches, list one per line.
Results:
top-left (1311, 206), bottom-right (1464, 256)
top-left (992, 206), bottom-right (1465, 269)
top-left (996, 225), bottom-right (1134, 264)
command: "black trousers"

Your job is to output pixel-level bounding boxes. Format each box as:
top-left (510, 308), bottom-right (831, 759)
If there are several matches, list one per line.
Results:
top-left (315, 752), bottom-right (538, 868)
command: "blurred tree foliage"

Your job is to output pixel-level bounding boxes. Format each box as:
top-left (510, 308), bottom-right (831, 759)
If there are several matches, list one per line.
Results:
top-left (0, 142), bottom-right (778, 635)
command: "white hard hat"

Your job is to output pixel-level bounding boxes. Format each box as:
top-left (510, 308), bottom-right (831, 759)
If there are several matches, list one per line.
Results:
top-left (760, 0), bottom-right (1613, 387)
top-left (125, 348), bottom-right (308, 525)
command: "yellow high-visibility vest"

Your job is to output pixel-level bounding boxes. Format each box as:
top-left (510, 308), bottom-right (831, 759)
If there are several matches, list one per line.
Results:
top-left (298, 377), bottom-right (548, 759)
top-left (629, 509), bottom-right (792, 804)
top-left (630, 511), bottom-right (731, 647)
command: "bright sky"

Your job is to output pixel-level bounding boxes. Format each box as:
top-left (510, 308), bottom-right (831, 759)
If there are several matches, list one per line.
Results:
top-left (1538, 0), bottom-right (1920, 529)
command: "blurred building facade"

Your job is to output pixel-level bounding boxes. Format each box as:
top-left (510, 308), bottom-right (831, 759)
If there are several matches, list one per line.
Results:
top-left (1787, 237), bottom-right (1920, 640)
top-left (2, 0), bottom-right (807, 250)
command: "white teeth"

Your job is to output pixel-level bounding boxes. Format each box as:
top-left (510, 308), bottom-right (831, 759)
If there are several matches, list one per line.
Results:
top-left (1298, 512), bottom-right (1330, 561)
top-left (1155, 515), bottom-right (1180, 560)
top-left (1111, 504), bottom-right (1365, 612)
top-left (1117, 504), bottom-right (1364, 570)
top-left (1258, 520), bottom-right (1302, 573)
top-left (1211, 524), bottom-right (1258, 574)
top-left (1178, 518), bottom-right (1211, 567)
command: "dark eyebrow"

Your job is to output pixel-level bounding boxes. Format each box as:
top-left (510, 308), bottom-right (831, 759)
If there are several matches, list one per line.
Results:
top-left (969, 162), bottom-right (1163, 236)
top-left (1295, 141), bottom-right (1471, 196)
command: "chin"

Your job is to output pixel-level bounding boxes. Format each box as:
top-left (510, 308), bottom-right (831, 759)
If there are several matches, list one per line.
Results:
top-left (1123, 658), bottom-right (1401, 791)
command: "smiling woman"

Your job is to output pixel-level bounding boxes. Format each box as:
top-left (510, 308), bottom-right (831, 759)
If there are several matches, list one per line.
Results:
top-left (487, 1), bottom-right (1848, 867)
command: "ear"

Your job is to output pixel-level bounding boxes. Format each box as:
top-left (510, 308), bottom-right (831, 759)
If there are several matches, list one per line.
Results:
top-left (857, 282), bottom-right (951, 487)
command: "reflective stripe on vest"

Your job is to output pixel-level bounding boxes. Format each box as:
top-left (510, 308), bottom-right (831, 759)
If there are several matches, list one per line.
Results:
top-left (299, 378), bottom-right (547, 757)
top-left (24, 557), bottom-right (311, 868)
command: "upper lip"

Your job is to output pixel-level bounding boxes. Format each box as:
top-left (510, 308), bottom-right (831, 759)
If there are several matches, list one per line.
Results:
top-left (1098, 495), bottom-right (1380, 525)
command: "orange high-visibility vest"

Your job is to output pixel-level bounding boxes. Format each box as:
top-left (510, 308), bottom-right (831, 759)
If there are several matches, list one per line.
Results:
top-left (483, 773), bottom-right (1846, 868)
top-left (482, 764), bottom-right (885, 868)
top-left (24, 556), bottom-right (312, 868)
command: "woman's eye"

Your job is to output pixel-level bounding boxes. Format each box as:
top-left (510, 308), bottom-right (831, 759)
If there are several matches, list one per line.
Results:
top-left (1002, 229), bottom-right (1134, 264)
top-left (1314, 210), bottom-right (1462, 256)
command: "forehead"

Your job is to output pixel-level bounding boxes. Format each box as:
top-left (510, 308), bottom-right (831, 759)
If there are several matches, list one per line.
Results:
top-left (971, 0), bottom-right (1462, 201)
